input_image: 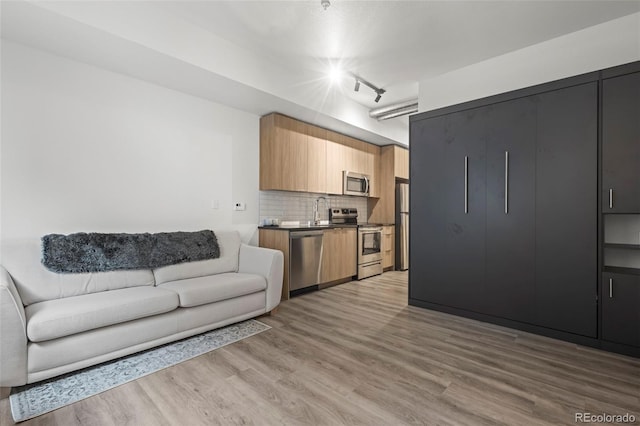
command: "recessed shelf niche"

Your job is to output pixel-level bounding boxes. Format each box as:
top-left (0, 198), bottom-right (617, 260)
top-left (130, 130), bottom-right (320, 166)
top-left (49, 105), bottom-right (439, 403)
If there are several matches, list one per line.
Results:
top-left (604, 214), bottom-right (640, 272)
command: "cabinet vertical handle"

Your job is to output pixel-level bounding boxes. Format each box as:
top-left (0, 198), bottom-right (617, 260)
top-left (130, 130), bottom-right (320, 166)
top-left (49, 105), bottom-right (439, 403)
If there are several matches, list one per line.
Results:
top-left (609, 278), bottom-right (613, 298)
top-left (609, 188), bottom-right (613, 209)
top-left (464, 156), bottom-right (468, 214)
top-left (504, 151), bottom-right (509, 214)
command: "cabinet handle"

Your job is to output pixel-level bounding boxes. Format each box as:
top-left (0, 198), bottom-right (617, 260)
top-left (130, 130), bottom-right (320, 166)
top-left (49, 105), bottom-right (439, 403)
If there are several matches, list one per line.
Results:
top-left (609, 188), bottom-right (613, 209)
top-left (609, 278), bottom-right (613, 298)
top-left (505, 151), bottom-right (509, 214)
top-left (464, 156), bottom-right (468, 214)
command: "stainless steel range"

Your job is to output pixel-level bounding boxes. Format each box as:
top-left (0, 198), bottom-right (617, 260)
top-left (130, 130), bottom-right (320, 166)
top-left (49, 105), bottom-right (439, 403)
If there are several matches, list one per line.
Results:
top-left (357, 225), bottom-right (383, 279)
top-left (329, 208), bottom-right (358, 225)
top-left (330, 208), bottom-right (383, 280)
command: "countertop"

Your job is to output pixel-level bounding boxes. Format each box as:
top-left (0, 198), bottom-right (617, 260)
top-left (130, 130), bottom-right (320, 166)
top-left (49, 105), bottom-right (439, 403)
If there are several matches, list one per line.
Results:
top-left (258, 224), bottom-right (357, 232)
top-left (258, 223), bottom-right (394, 232)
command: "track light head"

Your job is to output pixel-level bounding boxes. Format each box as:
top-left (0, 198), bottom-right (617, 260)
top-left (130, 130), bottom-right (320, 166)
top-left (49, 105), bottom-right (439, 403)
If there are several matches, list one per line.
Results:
top-left (374, 89), bottom-right (385, 103)
top-left (348, 72), bottom-right (386, 103)
top-left (321, 0), bottom-right (330, 10)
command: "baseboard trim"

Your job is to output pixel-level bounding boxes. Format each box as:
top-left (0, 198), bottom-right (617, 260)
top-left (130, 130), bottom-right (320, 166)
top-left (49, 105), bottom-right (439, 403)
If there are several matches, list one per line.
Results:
top-left (407, 298), bottom-right (637, 356)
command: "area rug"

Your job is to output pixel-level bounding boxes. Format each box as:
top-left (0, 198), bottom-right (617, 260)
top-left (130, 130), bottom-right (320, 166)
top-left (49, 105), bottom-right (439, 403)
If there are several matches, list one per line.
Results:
top-left (10, 319), bottom-right (270, 422)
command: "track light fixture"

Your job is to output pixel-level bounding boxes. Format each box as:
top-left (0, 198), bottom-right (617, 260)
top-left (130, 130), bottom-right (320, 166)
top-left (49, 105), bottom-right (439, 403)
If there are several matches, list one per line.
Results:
top-left (349, 72), bottom-right (385, 103)
top-left (321, 0), bottom-right (330, 10)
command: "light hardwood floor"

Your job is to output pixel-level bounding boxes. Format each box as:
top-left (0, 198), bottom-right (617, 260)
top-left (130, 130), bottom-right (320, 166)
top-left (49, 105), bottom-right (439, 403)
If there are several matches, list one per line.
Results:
top-left (2, 271), bottom-right (639, 425)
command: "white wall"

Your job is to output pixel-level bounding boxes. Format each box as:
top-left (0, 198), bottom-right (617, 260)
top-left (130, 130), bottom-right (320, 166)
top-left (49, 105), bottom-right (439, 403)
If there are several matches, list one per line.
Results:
top-left (419, 12), bottom-right (640, 112)
top-left (0, 40), bottom-right (260, 245)
top-left (3, 1), bottom-right (407, 146)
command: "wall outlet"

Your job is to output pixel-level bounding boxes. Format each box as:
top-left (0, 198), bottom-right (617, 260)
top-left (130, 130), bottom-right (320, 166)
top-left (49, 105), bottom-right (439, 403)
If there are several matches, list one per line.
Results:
top-left (233, 202), bottom-right (246, 211)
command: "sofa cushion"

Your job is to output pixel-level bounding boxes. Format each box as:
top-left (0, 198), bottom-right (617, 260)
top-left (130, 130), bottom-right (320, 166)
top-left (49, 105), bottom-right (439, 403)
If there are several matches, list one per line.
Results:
top-left (25, 287), bottom-right (179, 342)
top-left (153, 231), bottom-right (241, 285)
top-left (1, 239), bottom-right (155, 306)
top-left (159, 273), bottom-right (266, 308)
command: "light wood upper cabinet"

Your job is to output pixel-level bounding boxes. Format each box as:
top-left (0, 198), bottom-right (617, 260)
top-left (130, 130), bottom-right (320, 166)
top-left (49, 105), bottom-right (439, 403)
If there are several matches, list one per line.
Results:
top-left (325, 132), bottom-right (380, 197)
top-left (368, 145), bottom-right (408, 224)
top-left (367, 144), bottom-right (380, 198)
top-left (326, 135), bottom-right (346, 195)
top-left (394, 146), bottom-right (409, 180)
top-left (307, 124), bottom-right (327, 194)
top-left (321, 228), bottom-right (357, 282)
top-left (260, 114), bottom-right (308, 191)
top-left (368, 146), bottom-right (395, 224)
top-left (261, 113), bottom-right (380, 197)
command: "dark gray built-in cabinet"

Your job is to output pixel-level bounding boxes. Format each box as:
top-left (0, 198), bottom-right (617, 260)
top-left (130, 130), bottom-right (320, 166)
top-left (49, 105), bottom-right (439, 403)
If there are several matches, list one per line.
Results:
top-left (602, 273), bottom-right (640, 348)
top-left (602, 71), bottom-right (640, 213)
top-left (600, 65), bottom-right (640, 353)
top-left (410, 61), bottom-right (640, 356)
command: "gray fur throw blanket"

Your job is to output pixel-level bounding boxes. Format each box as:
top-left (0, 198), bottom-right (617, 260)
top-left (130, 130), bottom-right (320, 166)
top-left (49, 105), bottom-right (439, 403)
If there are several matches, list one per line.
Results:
top-left (42, 230), bottom-right (219, 273)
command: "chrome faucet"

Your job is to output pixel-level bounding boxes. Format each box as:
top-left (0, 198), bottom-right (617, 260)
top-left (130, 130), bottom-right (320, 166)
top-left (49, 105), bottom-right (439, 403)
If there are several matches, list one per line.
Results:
top-left (313, 196), bottom-right (329, 225)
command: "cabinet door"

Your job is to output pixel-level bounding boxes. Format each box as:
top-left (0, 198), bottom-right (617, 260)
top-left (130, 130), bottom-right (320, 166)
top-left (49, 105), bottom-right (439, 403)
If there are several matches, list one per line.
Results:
top-left (382, 226), bottom-right (394, 269)
top-left (326, 140), bottom-right (346, 195)
top-left (602, 273), bottom-right (640, 347)
top-left (320, 229), bottom-right (339, 283)
top-left (602, 72), bottom-right (640, 213)
top-left (307, 125), bottom-right (327, 194)
top-left (352, 144), bottom-right (368, 175)
top-left (535, 82), bottom-right (597, 337)
top-left (321, 228), bottom-right (357, 282)
top-left (259, 115), bottom-right (308, 191)
top-left (484, 97), bottom-right (536, 323)
top-left (341, 228), bottom-right (357, 277)
top-left (394, 146), bottom-right (409, 179)
top-left (259, 229), bottom-right (290, 301)
top-left (368, 144), bottom-right (380, 198)
top-left (410, 107), bottom-right (486, 312)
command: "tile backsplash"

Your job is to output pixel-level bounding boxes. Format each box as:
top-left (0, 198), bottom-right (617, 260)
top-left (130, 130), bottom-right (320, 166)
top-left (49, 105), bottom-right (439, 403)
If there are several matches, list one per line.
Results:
top-left (259, 191), bottom-right (368, 225)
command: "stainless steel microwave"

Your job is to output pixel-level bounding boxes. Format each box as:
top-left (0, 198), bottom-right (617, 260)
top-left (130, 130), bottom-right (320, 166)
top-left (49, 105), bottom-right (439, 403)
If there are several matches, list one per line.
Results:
top-left (343, 171), bottom-right (370, 196)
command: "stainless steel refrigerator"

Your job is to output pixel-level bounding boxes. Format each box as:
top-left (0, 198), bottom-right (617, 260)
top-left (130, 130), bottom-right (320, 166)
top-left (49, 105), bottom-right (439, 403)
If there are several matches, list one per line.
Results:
top-left (396, 183), bottom-right (409, 270)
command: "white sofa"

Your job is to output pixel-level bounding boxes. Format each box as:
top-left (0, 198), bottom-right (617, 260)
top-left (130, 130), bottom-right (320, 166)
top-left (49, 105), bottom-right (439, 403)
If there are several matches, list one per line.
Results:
top-left (0, 231), bottom-right (283, 387)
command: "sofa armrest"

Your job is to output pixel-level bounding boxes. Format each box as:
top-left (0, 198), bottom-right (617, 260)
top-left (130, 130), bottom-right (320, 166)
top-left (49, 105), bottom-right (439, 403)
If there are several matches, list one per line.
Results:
top-left (238, 244), bottom-right (283, 312)
top-left (0, 265), bottom-right (28, 386)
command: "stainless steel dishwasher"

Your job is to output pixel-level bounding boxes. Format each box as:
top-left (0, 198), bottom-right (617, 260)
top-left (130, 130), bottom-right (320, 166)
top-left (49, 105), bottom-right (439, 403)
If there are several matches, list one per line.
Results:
top-left (289, 230), bottom-right (324, 293)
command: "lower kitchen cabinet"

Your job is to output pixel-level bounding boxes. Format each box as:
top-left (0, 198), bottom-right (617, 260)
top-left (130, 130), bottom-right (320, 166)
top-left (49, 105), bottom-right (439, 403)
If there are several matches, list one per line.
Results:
top-left (382, 225), bottom-right (394, 270)
top-left (260, 227), bottom-right (358, 299)
top-left (259, 229), bottom-right (291, 301)
top-left (321, 228), bottom-right (357, 282)
top-left (601, 272), bottom-right (640, 347)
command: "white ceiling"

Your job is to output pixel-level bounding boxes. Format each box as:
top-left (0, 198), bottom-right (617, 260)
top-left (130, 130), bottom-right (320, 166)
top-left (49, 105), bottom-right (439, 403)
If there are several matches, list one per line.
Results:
top-left (2, 0), bottom-right (640, 145)
top-left (156, 0), bottom-right (640, 108)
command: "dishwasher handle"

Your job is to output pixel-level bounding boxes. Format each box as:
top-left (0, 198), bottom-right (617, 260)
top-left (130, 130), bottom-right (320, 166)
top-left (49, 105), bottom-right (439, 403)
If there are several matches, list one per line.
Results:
top-left (290, 230), bottom-right (325, 238)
